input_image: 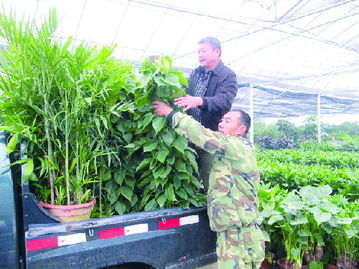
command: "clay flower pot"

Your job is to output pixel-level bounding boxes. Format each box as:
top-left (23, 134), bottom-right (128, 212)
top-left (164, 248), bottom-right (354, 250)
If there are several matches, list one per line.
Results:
top-left (40, 199), bottom-right (96, 223)
top-left (324, 264), bottom-right (337, 269)
top-left (261, 258), bottom-right (272, 269)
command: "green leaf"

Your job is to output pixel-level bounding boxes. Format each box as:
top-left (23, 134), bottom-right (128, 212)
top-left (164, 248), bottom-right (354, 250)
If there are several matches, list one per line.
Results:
top-left (309, 261), bottom-right (324, 269)
top-left (5, 157), bottom-right (32, 167)
top-left (316, 185), bottom-right (332, 198)
top-left (166, 155), bottom-right (175, 165)
top-left (156, 194), bottom-right (166, 208)
top-left (267, 214), bottom-right (284, 225)
top-left (291, 214), bottom-right (308, 225)
top-left (168, 69), bottom-right (188, 87)
top-left (119, 186), bottom-right (133, 202)
top-left (311, 207), bottom-right (332, 224)
top-left (144, 141), bottom-right (158, 152)
top-left (23, 158), bottom-right (34, 182)
top-left (153, 165), bottom-right (165, 179)
top-left (281, 193), bottom-right (303, 212)
top-left (298, 229), bottom-right (311, 236)
top-left (123, 133), bottom-right (133, 143)
top-left (299, 185), bottom-right (332, 205)
top-left (125, 178), bottom-right (135, 188)
top-left (136, 158), bottom-right (151, 171)
top-left (335, 217), bottom-right (352, 225)
top-left (108, 191), bottom-right (119, 204)
top-left (186, 150), bottom-right (198, 171)
top-left (164, 73), bottom-right (181, 87)
top-left (291, 248), bottom-right (301, 259)
top-left (161, 131), bottom-right (175, 146)
top-left (165, 184), bottom-right (177, 201)
top-left (152, 117), bottom-right (166, 135)
top-left (160, 164), bottom-right (172, 179)
top-left (176, 188), bottom-right (188, 200)
top-left (320, 200), bottom-right (340, 214)
top-left (182, 182), bottom-right (195, 196)
top-left (114, 170), bottom-right (126, 185)
top-left (6, 134), bottom-right (19, 154)
top-left (156, 148), bottom-right (170, 163)
top-left (313, 233), bottom-right (324, 246)
top-left (144, 198), bottom-right (157, 211)
top-left (130, 194), bottom-right (138, 206)
top-left (173, 177), bottom-right (181, 190)
top-left (173, 135), bottom-right (187, 154)
top-left (176, 161), bottom-right (187, 173)
top-left (124, 143), bottom-right (136, 149)
top-left (138, 113), bottom-right (155, 130)
top-left (156, 56), bottom-right (171, 74)
top-left (298, 236), bottom-right (309, 244)
top-left (115, 201), bottom-right (127, 215)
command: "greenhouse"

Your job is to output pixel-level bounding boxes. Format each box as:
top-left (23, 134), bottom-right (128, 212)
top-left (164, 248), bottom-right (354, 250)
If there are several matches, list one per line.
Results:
top-left (0, 1), bottom-right (358, 269)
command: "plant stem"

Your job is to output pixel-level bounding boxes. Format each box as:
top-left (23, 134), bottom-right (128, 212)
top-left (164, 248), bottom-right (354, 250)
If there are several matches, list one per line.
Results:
top-left (44, 116), bottom-right (55, 204)
top-left (65, 88), bottom-right (70, 205)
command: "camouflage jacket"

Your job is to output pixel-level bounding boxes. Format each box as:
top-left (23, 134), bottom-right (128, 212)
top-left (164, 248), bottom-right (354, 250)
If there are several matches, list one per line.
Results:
top-left (169, 112), bottom-right (261, 232)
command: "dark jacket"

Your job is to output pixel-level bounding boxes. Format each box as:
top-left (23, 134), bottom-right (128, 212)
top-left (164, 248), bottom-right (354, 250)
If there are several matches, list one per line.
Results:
top-left (187, 61), bottom-right (238, 131)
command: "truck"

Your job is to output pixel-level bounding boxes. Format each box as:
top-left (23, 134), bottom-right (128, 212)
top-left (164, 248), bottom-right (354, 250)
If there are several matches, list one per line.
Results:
top-left (0, 131), bottom-right (217, 269)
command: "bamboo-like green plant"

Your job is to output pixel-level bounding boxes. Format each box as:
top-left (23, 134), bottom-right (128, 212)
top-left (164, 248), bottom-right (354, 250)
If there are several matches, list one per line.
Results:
top-left (0, 10), bottom-right (135, 207)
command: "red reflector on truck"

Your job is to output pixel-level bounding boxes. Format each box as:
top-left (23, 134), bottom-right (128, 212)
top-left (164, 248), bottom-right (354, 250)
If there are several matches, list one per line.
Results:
top-left (99, 227), bottom-right (125, 239)
top-left (158, 217), bottom-right (180, 230)
top-left (26, 237), bottom-right (58, 251)
top-left (27, 233), bottom-right (86, 251)
top-left (158, 215), bottom-right (200, 230)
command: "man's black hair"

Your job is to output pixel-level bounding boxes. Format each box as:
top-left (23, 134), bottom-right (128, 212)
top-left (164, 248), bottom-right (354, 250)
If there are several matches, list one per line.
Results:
top-left (199, 37), bottom-right (222, 56)
top-left (231, 109), bottom-right (251, 135)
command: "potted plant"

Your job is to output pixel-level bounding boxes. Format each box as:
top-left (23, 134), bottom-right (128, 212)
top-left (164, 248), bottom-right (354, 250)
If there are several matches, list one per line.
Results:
top-left (259, 183), bottom-right (287, 268)
top-left (0, 10), bottom-right (135, 221)
top-left (264, 185), bottom-right (340, 269)
top-left (327, 195), bottom-right (358, 269)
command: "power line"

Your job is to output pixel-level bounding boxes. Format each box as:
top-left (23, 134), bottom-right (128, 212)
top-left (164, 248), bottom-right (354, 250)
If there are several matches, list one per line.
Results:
top-left (228, 10), bottom-right (359, 65)
top-left (175, 0), bottom-right (357, 59)
top-left (72, 0), bottom-right (88, 49)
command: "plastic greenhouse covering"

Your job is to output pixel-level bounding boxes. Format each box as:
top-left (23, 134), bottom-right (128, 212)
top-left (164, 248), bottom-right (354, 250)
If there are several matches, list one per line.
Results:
top-left (1, 0), bottom-right (359, 120)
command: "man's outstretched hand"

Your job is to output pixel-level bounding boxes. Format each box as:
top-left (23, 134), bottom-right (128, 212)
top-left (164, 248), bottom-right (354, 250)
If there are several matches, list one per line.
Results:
top-left (152, 101), bottom-right (173, 116)
top-left (174, 96), bottom-right (203, 111)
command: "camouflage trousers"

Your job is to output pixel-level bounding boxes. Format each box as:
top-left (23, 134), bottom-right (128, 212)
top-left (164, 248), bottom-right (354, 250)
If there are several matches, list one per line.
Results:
top-left (216, 226), bottom-right (265, 269)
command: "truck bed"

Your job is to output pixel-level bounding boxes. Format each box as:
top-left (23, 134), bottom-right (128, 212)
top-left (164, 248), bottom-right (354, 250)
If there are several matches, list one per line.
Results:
top-left (24, 193), bottom-right (217, 269)
top-left (0, 131), bottom-right (217, 269)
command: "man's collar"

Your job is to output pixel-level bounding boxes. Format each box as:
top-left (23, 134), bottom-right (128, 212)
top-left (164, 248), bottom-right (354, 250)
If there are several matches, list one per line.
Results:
top-left (197, 60), bottom-right (224, 75)
top-left (211, 60), bottom-right (224, 75)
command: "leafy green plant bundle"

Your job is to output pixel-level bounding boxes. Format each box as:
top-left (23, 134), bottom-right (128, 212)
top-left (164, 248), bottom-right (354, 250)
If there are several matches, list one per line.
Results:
top-left (102, 56), bottom-right (205, 215)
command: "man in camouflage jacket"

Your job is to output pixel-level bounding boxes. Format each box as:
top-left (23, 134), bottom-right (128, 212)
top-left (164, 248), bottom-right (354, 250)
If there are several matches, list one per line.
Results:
top-left (153, 101), bottom-right (267, 269)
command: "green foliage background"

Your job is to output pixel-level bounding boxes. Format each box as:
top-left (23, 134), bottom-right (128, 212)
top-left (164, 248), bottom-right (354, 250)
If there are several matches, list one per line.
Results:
top-left (258, 146), bottom-right (359, 266)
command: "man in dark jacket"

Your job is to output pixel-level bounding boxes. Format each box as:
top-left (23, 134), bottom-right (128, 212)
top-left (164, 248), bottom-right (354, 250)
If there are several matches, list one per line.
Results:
top-left (174, 36), bottom-right (238, 192)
